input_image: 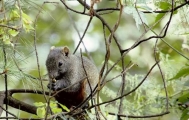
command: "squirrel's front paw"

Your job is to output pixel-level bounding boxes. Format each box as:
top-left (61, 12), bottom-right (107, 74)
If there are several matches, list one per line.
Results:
top-left (47, 80), bottom-right (70, 91)
top-left (47, 82), bottom-right (61, 91)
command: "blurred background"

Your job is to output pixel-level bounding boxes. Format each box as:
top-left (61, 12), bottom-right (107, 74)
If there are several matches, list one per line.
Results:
top-left (1, 0), bottom-right (189, 119)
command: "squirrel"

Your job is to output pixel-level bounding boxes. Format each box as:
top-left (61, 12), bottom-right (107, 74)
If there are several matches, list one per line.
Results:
top-left (46, 46), bottom-right (99, 109)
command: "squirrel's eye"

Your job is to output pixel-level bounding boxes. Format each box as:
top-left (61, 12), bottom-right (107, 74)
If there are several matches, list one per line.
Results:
top-left (58, 62), bottom-right (63, 67)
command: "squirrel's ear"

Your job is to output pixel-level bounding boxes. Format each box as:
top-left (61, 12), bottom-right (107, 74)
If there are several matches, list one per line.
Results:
top-left (50, 46), bottom-right (55, 50)
top-left (62, 46), bottom-right (69, 56)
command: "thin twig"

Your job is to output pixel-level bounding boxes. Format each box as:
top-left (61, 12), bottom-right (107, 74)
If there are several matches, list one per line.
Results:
top-left (64, 6), bottom-right (92, 61)
top-left (0, 24), bottom-right (18, 31)
top-left (90, 61), bottom-right (159, 109)
top-left (80, 49), bottom-right (93, 106)
top-left (33, 2), bottom-right (50, 119)
top-left (0, 105), bottom-right (18, 119)
top-left (72, 62), bottom-right (159, 116)
top-left (95, 1), bottom-right (189, 14)
top-left (108, 111), bottom-right (170, 118)
top-left (3, 46), bottom-right (8, 120)
top-left (121, 1), bottom-right (174, 53)
top-left (153, 0), bottom-right (175, 112)
top-left (73, 16), bottom-right (93, 54)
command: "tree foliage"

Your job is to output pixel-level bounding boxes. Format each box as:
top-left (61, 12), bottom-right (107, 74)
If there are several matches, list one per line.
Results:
top-left (0, 0), bottom-right (189, 120)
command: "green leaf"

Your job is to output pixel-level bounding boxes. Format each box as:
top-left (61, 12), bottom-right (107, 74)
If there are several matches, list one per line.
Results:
top-left (50, 101), bottom-right (58, 108)
top-left (10, 10), bottom-right (20, 20)
top-left (51, 107), bottom-right (62, 114)
top-left (23, 23), bottom-right (34, 32)
top-left (159, 1), bottom-right (171, 10)
top-left (34, 102), bottom-right (45, 107)
top-left (57, 102), bottom-right (70, 112)
top-left (21, 9), bottom-right (34, 32)
top-left (181, 109), bottom-right (189, 120)
top-left (175, 92), bottom-right (189, 118)
top-left (173, 10), bottom-right (178, 15)
top-left (155, 13), bottom-right (165, 23)
top-left (137, 5), bottom-right (153, 13)
top-left (8, 29), bottom-right (19, 37)
top-left (124, 6), bottom-right (148, 30)
top-left (176, 92), bottom-right (189, 103)
top-left (3, 35), bottom-right (11, 45)
top-left (22, 12), bottom-right (33, 23)
top-left (169, 66), bottom-right (189, 80)
top-left (36, 107), bottom-right (46, 118)
top-left (50, 101), bottom-right (63, 113)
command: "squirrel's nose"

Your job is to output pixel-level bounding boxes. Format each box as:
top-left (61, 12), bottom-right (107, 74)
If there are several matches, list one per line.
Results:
top-left (49, 71), bottom-right (59, 79)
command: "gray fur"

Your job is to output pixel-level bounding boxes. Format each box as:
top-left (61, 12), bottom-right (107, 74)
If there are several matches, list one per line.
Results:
top-left (46, 46), bottom-right (99, 97)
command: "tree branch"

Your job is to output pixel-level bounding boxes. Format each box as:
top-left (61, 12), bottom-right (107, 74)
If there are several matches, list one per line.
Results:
top-left (0, 89), bottom-right (50, 116)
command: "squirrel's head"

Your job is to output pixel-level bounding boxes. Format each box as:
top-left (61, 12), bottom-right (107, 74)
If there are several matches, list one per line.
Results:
top-left (46, 46), bottom-right (72, 81)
